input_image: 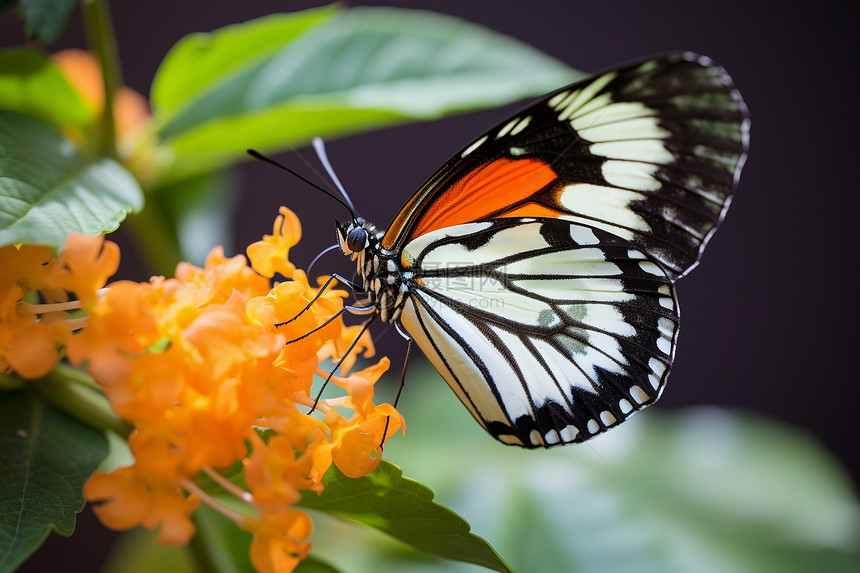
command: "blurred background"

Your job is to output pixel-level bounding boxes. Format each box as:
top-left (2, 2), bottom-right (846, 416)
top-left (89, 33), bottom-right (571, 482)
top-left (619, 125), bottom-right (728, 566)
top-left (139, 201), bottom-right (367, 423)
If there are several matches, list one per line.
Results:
top-left (2, 1), bottom-right (857, 571)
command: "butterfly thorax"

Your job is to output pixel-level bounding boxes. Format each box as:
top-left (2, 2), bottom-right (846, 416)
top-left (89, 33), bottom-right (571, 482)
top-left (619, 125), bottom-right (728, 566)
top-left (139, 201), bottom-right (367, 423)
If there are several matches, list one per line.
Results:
top-left (336, 218), bottom-right (411, 323)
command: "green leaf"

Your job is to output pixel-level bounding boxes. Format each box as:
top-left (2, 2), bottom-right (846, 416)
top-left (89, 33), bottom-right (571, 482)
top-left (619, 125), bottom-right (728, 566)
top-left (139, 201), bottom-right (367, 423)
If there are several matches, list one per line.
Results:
top-left (0, 391), bottom-right (109, 573)
top-left (0, 48), bottom-right (93, 127)
top-left (373, 367), bottom-right (860, 573)
top-left (151, 6), bottom-right (581, 182)
top-left (151, 5), bottom-right (339, 118)
top-left (299, 461), bottom-right (513, 573)
top-left (0, 109), bottom-right (143, 249)
top-left (18, 0), bottom-right (76, 43)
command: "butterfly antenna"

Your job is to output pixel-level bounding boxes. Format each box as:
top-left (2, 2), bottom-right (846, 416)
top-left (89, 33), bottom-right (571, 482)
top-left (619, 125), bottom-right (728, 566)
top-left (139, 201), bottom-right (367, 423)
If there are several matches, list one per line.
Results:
top-left (247, 149), bottom-right (356, 218)
top-left (312, 137), bottom-right (357, 218)
top-left (307, 244), bottom-right (340, 276)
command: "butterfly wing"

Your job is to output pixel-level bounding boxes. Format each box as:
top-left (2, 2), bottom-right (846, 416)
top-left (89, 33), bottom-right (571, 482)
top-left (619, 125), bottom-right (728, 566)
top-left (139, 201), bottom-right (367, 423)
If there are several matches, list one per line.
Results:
top-left (398, 218), bottom-right (678, 447)
top-left (383, 52), bottom-right (750, 280)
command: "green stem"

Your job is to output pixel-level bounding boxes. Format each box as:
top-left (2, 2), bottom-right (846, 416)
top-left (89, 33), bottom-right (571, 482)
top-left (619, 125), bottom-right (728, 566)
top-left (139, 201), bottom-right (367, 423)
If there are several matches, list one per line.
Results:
top-left (81, 0), bottom-right (121, 158)
top-left (35, 363), bottom-right (131, 438)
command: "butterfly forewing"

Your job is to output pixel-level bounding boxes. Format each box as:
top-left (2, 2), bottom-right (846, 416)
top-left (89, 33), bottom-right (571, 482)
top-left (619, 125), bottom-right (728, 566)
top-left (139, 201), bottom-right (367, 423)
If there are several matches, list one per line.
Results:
top-left (398, 218), bottom-right (679, 447)
top-left (383, 52), bottom-right (749, 280)
top-left (332, 52), bottom-right (748, 448)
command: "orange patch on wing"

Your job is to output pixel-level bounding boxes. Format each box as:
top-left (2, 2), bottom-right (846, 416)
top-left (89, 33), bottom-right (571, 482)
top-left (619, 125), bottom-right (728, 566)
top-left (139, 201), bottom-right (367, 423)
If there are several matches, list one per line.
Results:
top-left (407, 158), bottom-right (558, 241)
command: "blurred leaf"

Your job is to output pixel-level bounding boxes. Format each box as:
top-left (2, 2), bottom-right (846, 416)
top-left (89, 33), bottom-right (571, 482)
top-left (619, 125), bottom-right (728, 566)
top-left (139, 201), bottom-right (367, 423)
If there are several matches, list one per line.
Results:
top-left (0, 109), bottom-right (143, 249)
top-left (149, 168), bottom-right (239, 265)
top-left (296, 556), bottom-right (343, 573)
top-left (101, 530), bottom-right (195, 573)
top-left (323, 366), bottom-right (860, 573)
top-left (102, 504), bottom-right (257, 573)
top-left (151, 5), bottom-right (338, 117)
top-left (18, 0), bottom-right (76, 43)
top-left (0, 48), bottom-right (93, 127)
top-left (0, 391), bottom-right (109, 573)
top-left (151, 6), bottom-right (581, 183)
top-left (299, 461), bottom-right (513, 573)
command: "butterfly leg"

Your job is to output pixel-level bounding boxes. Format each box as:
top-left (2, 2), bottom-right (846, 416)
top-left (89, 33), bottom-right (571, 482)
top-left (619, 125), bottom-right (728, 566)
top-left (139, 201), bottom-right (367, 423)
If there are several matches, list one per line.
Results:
top-left (276, 273), bottom-right (365, 327)
top-left (378, 336), bottom-right (412, 450)
top-left (310, 313), bottom-right (378, 412)
top-left (377, 321), bottom-right (415, 449)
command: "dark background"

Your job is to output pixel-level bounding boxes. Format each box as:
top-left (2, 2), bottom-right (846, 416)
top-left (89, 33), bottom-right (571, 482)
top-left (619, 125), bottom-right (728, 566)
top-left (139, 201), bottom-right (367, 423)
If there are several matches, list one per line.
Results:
top-left (3, 1), bottom-right (858, 570)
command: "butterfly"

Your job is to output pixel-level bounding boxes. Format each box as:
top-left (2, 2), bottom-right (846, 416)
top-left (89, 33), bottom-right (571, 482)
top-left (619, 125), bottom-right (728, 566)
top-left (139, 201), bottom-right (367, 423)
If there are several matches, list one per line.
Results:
top-left (322, 52), bottom-right (750, 448)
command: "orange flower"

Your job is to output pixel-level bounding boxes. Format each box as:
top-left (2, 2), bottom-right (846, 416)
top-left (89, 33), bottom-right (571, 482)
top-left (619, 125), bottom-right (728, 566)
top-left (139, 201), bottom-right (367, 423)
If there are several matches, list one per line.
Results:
top-left (47, 234), bottom-right (120, 307)
top-left (52, 49), bottom-right (150, 140)
top-left (311, 359), bottom-right (405, 479)
top-left (84, 465), bottom-right (201, 545)
top-left (0, 244), bottom-right (68, 378)
top-left (0, 310), bottom-right (62, 379)
top-left (247, 206), bottom-right (302, 279)
top-left (245, 509), bottom-right (312, 573)
top-left (8, 208), bottom-right (403, 573)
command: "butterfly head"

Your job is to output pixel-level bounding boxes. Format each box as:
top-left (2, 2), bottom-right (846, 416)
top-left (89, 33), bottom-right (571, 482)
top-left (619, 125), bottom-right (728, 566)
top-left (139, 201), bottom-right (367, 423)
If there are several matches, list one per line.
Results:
top-left (336, 218), bottom-right (376, 261)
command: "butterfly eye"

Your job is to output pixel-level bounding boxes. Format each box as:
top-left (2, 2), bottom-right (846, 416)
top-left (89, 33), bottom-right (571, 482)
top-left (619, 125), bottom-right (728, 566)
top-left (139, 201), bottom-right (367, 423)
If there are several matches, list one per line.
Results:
top-left (346, 227), bottom-right (368, 253)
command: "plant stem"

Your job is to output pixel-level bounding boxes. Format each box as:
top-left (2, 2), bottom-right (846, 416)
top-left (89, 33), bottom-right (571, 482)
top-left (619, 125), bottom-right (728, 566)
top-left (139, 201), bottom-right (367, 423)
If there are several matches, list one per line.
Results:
top-left (81, 0), bottom-right (121, 158)
top-left (36, 363), bottom-right (131, 438)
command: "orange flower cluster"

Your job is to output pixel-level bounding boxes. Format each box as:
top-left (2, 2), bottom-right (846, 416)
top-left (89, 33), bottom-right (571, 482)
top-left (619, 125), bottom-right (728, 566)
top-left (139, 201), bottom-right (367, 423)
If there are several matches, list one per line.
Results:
top-left (0, 207), bottom-right (403, 573)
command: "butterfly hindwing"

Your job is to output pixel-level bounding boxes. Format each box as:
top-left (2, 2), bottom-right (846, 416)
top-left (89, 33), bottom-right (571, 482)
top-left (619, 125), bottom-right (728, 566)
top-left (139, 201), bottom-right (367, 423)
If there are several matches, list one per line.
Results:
top-left (383, 52), bottom-right (749, 280)
top-left (397, 218), bottom-right (679, 447)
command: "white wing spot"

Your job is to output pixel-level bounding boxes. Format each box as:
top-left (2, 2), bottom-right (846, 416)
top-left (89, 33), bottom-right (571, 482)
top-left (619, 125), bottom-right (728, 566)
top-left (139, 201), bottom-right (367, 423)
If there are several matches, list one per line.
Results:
top-left (657, 335), bottom-right (672, 355)
top-left (590, 140), bottom-right (674, 164)
top-left (560, 184), bottom-right (652, 234)
top-left (570, 225), bottom-right (600, 245)
top-left (461, 135), bottom-right (488, 158)
top-left (630, 385), bottom-right (649, 404)
top-left (560, 425), bottom-right (579, 441)
top-left (557, 73), bottom-right (617, 121)
top-left (658, 284), bottom-right (675, 310)
top-left (649, 357), bottom-right (667, 378)
top-left (528, 429), bottom-right (542, 446)
top-left (657, 316), bottom-right (675, 340)
top-left (600, 410), bottom-right (617, 426)
top-left (619, 398), bottom-right (633, 414)
top-left (601, 159), bottom-right (662, 192)
top-left (510, 116), bottom-right (532, 136)
top-left (548, 90), bottom-right (570, 108)
top-left (545, 429), bottom-right (560, 445)
top-left (639, 261), bottom-right (664, 276)
top-left (587, 419), bottom-right (600, 434)
top-left (496, 118), bottom-right (519, 139)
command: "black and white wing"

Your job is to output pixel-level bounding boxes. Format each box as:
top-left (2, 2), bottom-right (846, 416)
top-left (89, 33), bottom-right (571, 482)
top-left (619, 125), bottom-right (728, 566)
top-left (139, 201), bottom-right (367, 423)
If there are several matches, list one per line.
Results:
top-left (398, 218), bottom-right (678, 447)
